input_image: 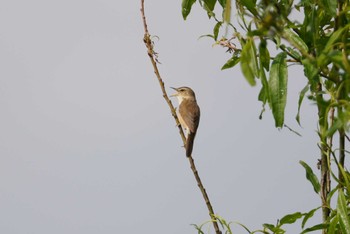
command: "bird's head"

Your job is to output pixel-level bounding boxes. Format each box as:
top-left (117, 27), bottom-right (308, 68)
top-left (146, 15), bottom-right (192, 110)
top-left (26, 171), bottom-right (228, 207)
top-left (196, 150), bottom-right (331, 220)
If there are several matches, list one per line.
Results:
top-left (170, 87), bottom-right (196, 103)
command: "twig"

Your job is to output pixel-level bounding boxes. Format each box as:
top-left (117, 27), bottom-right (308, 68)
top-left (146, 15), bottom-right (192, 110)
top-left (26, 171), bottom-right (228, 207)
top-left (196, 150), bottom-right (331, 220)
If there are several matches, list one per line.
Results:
top-left (140, 1), bottom-right (221, 234)
top-left (218, 37), bottom-right (239, 53)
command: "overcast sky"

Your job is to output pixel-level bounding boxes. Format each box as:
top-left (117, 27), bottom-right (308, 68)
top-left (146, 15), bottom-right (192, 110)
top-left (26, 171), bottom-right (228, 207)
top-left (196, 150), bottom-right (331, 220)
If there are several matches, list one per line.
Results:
top-left (0, 1), bottom-right (322, 233)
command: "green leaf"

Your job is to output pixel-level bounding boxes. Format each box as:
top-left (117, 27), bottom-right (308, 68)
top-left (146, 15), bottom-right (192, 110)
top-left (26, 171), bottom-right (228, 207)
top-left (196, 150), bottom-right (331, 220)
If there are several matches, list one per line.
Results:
top-left (317, 54), bottom-right (330, 69)
top-left (203, 0), bottom-right (217, 12)
top-left (191, 223), bottom-right (205, 234)
top-left (239, 0), bottom-right (258, 15)
top-left (234, 221), bottom-right (252, 233)
top-left (279, 212), bottom-right (303, 225)
top-left (338, 163), bottom-right (350, 192)
top-left (269, 52), bottom-right (287, 128)
top-left (258, 69), bottom-right (269, 103)
top-left (301, 223), bottom-right (328, 233)
top-left (240, 38), bottom-right (258, 86)
top-left (328, 215), bottom-right (339, 234)
top-left (218, 0), bottom-right (226, 8)
top-left (222, 53), bottom-right (240, 70)
top-left (198, 34), bottom-right (215, 40)
top-left (263, 223), bottom-right (280, 232)
top-left (283, 28), bottom-right (308, 56)
top-left (259, 40), bottom-right (270, 71)
top-left (258, 44), bottom-right (270, 107)
top-left (321, 0), bottom-right (337, 16)
top-left (286, 47), bottom-right (302, 61)
top-left (301, 59), bottom-right (319, 91)
top-left (302, 5), bottom-right (317, 49)
top-left (326, 118), bottom-right (343, 137)
top-left (296, 84), bottom-right (309, 126)
top-left (302, 207), bottom-right (320, 228)
top-left (213, 21), bottom-right (222, 40)
top-left (328, 50), bottom-right (345, 70)
top-left (327, 187), bottom-right (339, 206)
top-left (337, 189), bottom-right (350, 234)
top-left (182, 0), bottom-right (197, 20)
top-left (299, 160), bottom-right (321, 193)
top-left (279, 0), bottom-right (293, 16)
top-left (323, 26), bottom-right (350, 54)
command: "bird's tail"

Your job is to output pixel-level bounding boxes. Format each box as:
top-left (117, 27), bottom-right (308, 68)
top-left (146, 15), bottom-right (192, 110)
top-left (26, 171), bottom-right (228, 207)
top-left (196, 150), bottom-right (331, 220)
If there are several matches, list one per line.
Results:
top-left (186, 132), bottom-right (196, 157)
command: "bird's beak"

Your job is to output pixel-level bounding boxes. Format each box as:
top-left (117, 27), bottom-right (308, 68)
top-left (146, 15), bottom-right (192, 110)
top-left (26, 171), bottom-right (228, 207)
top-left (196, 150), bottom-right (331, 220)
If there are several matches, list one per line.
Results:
top-left (170, 87), bottom-right (178, 97)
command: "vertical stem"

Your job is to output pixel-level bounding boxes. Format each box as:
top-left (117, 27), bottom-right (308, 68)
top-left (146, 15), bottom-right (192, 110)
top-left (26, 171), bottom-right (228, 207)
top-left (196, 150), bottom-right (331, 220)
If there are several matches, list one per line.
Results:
top-left (316, 82), bottom-right (331, 233)
top-left (320, 143), bottom-right (331, 227)
top-left (338, 129), bottom-right (345, 186)
top-left (338, 4), bottom-right (348, 187)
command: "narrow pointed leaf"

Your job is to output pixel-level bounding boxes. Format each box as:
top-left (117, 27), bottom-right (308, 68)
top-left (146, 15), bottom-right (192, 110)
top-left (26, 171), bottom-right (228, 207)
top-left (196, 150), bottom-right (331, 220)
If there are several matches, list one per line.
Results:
top-left (213, 21), bottom-right (222, 40)
top-left (337, 189), bottom-right (350, 234)
top-left (259, 40), bottom-right (270, 71)
top-left (283, 28), bottom-right (308, 56)
top-left (240, 38), bottom-right (258, 86)
top-left (296, 84), bottom-right (309, 126)
top-left (258, 71), bottom-right (268, 103)
top-left (222, 54), bottom-right (240, 70)
top-left (234, 222), bottom-right (252, 233)
top-left (326, 118), bottom-right (343, 137)
top-left (323, 26), bottom-right (350, 53)
top-left (269, 52), bottom-right (287, 128)
top-left (338, 163), bottom-right (350, 192)
top-left (301, 224), bottom-right (328, 233)
top-left (328, 215), bottom-right (338, 234)
top-left (198, 34), bottom-right (215, 39)
top-left (300, 160), bottom-right (320, 193)
top-left (302, 207), bottom-right (320, 228)
top-left (279, 212), bottom-right (303, 225)
top-left (258, 46), bottom-right (269, 106)
top-left (182, 0), bottom-right (197, 20)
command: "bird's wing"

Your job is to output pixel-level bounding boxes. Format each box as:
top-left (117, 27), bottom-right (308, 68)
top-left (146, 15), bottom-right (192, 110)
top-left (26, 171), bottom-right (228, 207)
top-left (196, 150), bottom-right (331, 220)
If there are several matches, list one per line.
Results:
top-left (179, 100), bottom-right (200, 133)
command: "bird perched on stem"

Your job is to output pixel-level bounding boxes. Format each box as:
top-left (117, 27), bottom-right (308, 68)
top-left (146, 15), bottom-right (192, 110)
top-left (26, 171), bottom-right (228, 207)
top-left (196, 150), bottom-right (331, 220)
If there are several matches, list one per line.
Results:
top-left (171, 87), bottom-right (200, 157)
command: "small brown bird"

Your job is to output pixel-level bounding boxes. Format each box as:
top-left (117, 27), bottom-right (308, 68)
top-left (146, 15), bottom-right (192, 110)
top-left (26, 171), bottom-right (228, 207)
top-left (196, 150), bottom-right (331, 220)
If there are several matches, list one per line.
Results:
top-left (171, 87), bottom-right (200, 157)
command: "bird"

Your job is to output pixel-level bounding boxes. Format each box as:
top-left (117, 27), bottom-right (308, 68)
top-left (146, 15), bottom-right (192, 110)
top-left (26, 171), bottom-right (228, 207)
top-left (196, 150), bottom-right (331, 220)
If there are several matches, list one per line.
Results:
top-left (171, 86), bottom-right (200, 157)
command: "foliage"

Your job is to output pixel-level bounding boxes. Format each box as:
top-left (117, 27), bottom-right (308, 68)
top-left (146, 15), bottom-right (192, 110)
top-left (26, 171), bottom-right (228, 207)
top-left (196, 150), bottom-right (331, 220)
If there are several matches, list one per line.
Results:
top-left (181, 0), bottom-right (350, 233)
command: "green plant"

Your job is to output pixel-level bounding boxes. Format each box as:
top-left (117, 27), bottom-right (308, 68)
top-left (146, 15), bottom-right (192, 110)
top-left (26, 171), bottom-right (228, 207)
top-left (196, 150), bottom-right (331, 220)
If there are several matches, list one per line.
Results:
top-left (182, 0), bottom-right (350, 233)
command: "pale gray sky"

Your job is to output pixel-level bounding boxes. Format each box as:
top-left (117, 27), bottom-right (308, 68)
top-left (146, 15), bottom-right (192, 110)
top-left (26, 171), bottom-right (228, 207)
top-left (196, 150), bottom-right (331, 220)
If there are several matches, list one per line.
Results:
top-left (0, 1), bottom-right (320, 233)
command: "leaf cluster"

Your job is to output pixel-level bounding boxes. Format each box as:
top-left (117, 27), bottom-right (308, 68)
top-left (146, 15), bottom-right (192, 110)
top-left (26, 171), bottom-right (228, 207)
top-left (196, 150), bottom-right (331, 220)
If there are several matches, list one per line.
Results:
top-left (181, 0), bottom-right (350, 130)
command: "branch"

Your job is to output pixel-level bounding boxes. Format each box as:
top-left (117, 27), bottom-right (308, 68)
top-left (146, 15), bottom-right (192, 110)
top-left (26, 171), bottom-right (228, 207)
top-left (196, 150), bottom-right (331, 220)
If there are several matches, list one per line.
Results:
top-left (140, 1), bottom-right (221, 234)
